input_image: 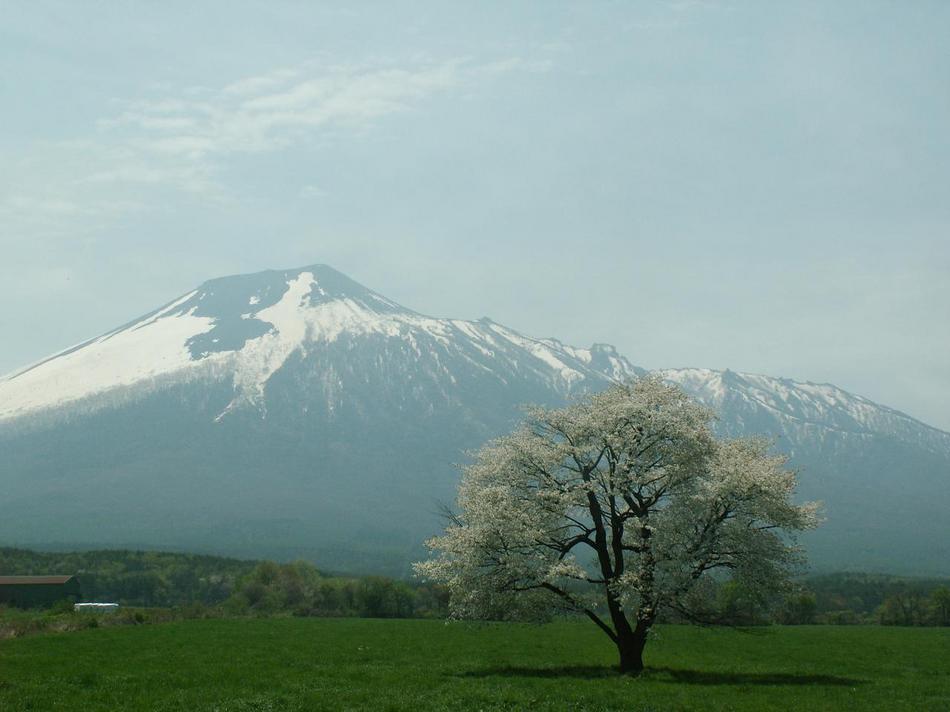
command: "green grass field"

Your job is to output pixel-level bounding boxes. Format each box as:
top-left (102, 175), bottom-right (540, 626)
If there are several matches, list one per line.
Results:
top-left (1, 619), bottom-right (948, 711)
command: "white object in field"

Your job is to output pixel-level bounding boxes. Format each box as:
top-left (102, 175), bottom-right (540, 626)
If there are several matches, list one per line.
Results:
top-left (74, 603), bottom-right (119, 613)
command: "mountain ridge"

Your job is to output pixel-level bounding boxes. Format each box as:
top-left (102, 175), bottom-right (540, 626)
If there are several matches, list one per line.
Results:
top-left (1, 264), bottom-right (947, 575)
top-left (660, 367), bottom-right (950, 452)
top-left (0, 265), bottom-right (640, 425)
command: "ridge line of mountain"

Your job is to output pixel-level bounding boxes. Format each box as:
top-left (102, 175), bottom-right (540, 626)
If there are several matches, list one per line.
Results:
top-left (1, 264), bottom-right (946, 443)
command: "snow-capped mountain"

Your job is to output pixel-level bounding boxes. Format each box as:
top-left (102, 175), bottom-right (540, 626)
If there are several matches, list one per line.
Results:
top-left (0, 265), bottom-right (947, 575)
top-left (1, 265), bottom-right (639, 426)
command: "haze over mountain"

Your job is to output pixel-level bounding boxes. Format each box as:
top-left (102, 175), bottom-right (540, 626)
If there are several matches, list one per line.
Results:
top-left (1, 265), bottom-right (947, 575)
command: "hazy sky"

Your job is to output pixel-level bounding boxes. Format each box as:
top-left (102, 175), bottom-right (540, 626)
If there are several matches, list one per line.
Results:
top-left (2, 1), bottom-right (948, 430)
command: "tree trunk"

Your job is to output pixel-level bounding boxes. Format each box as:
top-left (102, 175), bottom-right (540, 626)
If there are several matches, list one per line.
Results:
top-left (616, 629), bottom-right (648, 675)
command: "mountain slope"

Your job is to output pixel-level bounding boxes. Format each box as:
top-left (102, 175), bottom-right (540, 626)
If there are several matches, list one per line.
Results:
top-left (0, 265), bottom-right (641, 573)
top-left (0, 265), bottom-right (946, 575)
top-left (660, 368), bottom-right (950, 574)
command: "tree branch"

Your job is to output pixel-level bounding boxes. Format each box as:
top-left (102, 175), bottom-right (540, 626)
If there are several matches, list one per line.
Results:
top-left (540, 582), bottom-right (617, 643)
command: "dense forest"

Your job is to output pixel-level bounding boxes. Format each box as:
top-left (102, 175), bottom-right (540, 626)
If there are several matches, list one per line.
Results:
top-left (2, 547), bottom-right (948, 625)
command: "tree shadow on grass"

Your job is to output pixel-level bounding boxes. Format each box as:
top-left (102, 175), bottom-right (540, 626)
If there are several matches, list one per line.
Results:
top-left (459, 666), bottom-right (617, 680)
top-left (647, 667), bottom-right (867, 687)
top-left (459, 666), bottom-right (867, 687)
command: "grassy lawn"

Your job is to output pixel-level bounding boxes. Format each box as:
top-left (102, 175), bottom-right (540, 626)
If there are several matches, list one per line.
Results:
top-left (0, 619), bottom-right (948, 711)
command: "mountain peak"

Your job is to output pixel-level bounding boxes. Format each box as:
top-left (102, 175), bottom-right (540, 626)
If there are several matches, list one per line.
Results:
top-left (154, 265), bottom-right (406, 363)
top-left (195, 264), bottom-right (406, 315)
top-left (0, 263), bottom-right (636, 423)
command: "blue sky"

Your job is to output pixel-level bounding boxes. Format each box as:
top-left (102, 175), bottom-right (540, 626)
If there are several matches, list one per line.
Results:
top-left (2, 1), bottom-right (948, 429)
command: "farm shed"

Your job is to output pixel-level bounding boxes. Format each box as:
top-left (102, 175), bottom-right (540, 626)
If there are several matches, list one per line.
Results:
top-left (0, 575), bottom-right (81, 608)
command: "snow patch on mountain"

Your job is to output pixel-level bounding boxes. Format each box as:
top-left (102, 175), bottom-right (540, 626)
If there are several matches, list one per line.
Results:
top-left (661, 367), bottom-right (950, 456)
top-left (483, 323), bottom-right (586, 385)
top-left (0, 292), bottom-right (219, 421)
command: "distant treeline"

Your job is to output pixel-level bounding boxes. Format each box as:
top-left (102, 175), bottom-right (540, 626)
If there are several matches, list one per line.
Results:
top-left (807, 572), bottom-right (950, 625)
top-left (2, 547), bottom-right (948, 625)
top-left (687, 573), bottom-right (950, 627)
top-left (0, 547), bottom-right (447, 619)
top-left (221, 561), bottom-right (448, 619)
top-left (0, 548), bottom-right (257, 607)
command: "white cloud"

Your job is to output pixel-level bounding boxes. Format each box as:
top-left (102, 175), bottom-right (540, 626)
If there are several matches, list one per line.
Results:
top-left (1, 56), bottom-right (544, 242)
top-left (222, 67), bottom-right (300, 97)
top-left (476, 57), bottom-right (554, 75)
top-left (105, 59), bottom-right (468, 161)
top-left (300, 185), bottom-right (329, 200)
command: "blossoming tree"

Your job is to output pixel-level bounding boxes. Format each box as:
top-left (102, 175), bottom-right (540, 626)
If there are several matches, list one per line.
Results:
top-left (415, 376), bottom-right (819, 674)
